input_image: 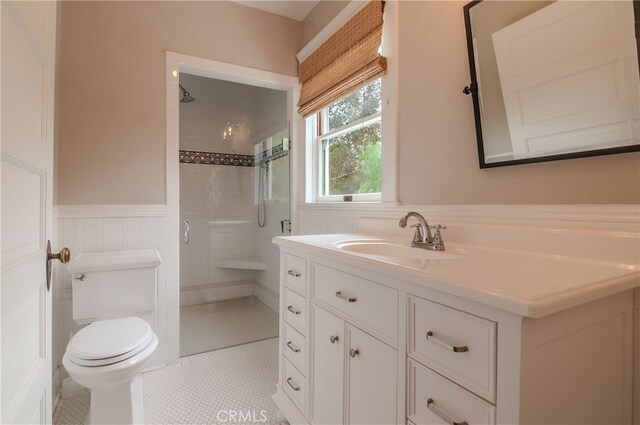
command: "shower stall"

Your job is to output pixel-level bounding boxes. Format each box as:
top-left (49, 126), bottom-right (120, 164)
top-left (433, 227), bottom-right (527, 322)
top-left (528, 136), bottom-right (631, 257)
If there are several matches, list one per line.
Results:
top-left (178, 73), bottom-right (290, 357)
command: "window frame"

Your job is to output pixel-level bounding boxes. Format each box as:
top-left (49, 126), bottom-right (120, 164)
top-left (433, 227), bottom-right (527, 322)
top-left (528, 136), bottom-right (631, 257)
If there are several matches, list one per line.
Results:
top-left (301, 0), bottom-right (398, 205)
top-left (313, 93), bottom-right (383, 202)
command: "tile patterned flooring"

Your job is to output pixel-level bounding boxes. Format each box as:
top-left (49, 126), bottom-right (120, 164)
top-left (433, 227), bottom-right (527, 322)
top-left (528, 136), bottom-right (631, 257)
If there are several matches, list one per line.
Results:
top-left (54, 338), bottom-right (282, 425)
top-left (180, 297), bottom-right (279, 356)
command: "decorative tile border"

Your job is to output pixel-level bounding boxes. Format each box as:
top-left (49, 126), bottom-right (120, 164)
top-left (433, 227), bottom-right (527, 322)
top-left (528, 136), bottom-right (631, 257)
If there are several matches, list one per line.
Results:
top-left (179, 144), bottom-right (289, 168)
top-left (255, 143), bottom-right (289, 166)
top-left (179, 150), bottom-right (255, 167)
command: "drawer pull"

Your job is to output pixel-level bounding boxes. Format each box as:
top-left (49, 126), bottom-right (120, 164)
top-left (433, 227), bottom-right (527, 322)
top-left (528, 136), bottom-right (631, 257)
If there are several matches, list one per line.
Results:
top-left (286, 377), bottom-right (300, 392)
top-left (286, 341), bottom-right (300, 353)
top-left (427, 398), bottom-right (468, 425)
top-left (349, 348), bottom-right (359, 358)
top-left (330, 335), bottom-right (339, 344)
top-left (335, 291), bottom-right (357, 303)
top-left (287, 305), bottom-right (301, 315)
top-left (426, 330), bottom-right (469, 353)
top-left (287, 270), bottom-right (301, 278)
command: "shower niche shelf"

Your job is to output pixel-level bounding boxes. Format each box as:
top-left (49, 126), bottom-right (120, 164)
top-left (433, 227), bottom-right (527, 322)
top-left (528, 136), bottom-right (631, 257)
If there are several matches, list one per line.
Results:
top-left (214, 258), bottom-right (268, 271)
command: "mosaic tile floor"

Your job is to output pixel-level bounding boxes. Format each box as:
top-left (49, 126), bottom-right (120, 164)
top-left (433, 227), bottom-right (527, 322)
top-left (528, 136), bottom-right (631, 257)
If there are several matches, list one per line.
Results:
top-left (180, 296), bottom-right (279, 357)
top-left (53, 338), bottom-right (283, 425)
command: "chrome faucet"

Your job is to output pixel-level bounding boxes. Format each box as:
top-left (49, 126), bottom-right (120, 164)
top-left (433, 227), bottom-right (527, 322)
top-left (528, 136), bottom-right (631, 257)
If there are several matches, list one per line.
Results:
top-left (398, 211), bottom-right (447, 251)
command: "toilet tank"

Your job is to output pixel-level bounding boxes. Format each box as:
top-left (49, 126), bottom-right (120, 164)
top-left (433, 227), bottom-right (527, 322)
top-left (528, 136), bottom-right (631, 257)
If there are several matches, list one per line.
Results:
top-left (67, 250), bottom-right (161, 323)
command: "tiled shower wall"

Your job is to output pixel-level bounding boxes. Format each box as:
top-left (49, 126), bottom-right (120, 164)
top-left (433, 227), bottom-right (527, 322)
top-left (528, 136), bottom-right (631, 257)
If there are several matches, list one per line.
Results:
top-left (52, 207), bottom-right (174, 397)
top-left (179, 162), bottom-right (257, 303)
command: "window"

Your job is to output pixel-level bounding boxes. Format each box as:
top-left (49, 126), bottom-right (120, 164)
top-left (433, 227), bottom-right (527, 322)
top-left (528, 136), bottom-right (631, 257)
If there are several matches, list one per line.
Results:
top-left (312, 79), bottom-right (382, 201)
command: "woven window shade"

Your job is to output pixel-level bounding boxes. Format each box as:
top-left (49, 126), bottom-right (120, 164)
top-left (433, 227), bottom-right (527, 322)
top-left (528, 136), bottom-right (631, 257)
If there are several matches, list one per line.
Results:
top-left (298, 1), bottom-right (387, 117)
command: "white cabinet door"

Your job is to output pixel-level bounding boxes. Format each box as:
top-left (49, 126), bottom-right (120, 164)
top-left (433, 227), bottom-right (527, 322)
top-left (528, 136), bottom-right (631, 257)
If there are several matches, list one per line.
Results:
top-left (311, 305), bottom-right (345, 425)
top-left (346, 325), bottom-right (397, 425)
top-left (1, 1), bottom-right (56, 424)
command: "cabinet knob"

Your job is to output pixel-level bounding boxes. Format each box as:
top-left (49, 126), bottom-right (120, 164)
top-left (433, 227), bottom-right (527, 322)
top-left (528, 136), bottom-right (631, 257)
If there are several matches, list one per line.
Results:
top-left (330, 335), bottom-right (339, 344)
top-left (349, 348), bottom-right (359, 358)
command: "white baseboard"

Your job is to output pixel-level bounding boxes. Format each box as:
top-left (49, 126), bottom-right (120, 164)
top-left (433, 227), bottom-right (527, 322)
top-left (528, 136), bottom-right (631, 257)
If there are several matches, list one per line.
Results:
top-left (254, 283), bottom-right (279, 313)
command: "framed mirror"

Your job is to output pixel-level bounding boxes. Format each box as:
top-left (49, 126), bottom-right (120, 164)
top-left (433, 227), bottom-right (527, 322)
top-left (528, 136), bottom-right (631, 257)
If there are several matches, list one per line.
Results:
top-left (463, 0), bottom-right (640, 168)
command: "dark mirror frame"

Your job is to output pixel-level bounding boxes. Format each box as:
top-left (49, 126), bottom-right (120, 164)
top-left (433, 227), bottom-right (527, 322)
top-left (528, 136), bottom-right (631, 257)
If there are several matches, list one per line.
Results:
top-left (463, 0), bottom-right (640, 169)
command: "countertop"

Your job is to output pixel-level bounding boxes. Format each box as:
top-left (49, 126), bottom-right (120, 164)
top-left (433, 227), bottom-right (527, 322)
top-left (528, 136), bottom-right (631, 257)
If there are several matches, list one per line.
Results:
top-left (274, 234), bottom-right (640, 318)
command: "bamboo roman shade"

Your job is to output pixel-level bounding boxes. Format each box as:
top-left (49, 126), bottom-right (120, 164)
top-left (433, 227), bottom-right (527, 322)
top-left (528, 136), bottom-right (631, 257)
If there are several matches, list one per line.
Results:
top-left (298, 0), bottom-right (387, 117)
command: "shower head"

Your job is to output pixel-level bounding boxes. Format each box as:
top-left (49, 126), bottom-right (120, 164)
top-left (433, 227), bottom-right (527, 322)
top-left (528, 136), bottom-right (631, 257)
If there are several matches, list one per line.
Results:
top-left (179, 84), bottom-right (196, 103)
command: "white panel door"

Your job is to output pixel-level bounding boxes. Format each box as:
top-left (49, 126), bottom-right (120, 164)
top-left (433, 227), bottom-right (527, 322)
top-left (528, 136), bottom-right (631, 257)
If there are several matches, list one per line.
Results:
top-left (493, 1), bottom-right (639, 157)
top-left (346, 325), bottom-right (396, 425)
top-left (1, 1), bottom-right (57, 424)
top-left (310, 305), bottom-right (344, 425)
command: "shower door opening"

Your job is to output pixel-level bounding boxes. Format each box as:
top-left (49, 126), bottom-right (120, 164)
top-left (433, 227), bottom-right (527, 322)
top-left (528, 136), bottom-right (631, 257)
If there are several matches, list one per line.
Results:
top-left (178, 72), bottom-right (290, 357)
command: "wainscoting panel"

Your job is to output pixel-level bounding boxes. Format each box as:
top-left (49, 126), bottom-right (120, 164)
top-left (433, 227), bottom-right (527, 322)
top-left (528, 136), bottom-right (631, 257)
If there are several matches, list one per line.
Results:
top-left (52, 205), bottom-right (173, 402)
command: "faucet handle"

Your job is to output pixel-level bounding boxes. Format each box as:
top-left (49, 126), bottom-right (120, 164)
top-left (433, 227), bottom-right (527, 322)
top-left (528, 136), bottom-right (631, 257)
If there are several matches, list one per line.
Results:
top-left (409, 223), bottom-right (424, 243)
top-left (429, 224), bottom-right (446, 245)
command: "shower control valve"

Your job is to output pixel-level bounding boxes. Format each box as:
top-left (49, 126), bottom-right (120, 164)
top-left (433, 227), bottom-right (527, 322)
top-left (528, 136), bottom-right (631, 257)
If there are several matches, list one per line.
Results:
top-left (281, 219), bottom-right (292, 234)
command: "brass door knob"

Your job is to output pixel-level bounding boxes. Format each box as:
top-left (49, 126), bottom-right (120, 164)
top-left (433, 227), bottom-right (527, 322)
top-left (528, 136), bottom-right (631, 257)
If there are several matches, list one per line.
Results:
top-left (48, 247), bottom-right (70, 264)
top-left (46, 241), bottom-right (71, 292)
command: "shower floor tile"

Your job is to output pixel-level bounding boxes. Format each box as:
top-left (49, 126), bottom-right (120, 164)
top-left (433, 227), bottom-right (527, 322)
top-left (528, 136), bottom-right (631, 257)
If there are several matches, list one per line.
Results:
top-left (180, 296), bottom-right (279, 357)
top-left (54, 338), bottom-right (283, 425)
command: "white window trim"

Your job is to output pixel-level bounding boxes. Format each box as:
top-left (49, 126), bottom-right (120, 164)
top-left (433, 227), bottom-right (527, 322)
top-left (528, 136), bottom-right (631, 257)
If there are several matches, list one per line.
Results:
top-left (301, 0), bottom-right (398, 205)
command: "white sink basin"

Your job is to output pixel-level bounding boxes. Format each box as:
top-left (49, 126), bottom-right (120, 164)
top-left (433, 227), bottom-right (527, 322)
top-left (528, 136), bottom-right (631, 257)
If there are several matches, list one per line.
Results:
top-left (334, 240), bottom-right (464, 260)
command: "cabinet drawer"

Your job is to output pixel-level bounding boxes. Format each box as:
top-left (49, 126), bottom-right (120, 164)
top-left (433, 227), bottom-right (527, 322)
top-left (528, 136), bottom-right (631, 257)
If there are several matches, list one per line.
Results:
top-left (408, 359), bottom-right (495, 425)
top-left (312, 264), bottom-right (398, 343)
top-left (284, 254), bottom-right (307, 294)
top-left (284, 288), bottom-right (306, 333)
top-left (283, 357), bottom-right (306, 412)
top-left (283, 323), bottom-right (306, 374)
top-left (408, 295), bottom-right (496, 402)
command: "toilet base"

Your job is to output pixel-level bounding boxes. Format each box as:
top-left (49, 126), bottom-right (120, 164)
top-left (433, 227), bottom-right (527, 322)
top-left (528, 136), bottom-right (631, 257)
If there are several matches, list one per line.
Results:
top-left (88, 376), bottom-right (145, 424)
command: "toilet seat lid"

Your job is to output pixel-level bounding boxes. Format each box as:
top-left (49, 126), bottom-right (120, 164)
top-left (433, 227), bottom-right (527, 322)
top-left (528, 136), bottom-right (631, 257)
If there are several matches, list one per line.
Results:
top-left (68, 317), bottom-right (153, 361)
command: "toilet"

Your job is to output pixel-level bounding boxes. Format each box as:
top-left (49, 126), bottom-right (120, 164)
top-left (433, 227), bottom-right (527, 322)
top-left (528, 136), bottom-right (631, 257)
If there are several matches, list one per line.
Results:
top-left (63, 250), bottom-right (162, 425)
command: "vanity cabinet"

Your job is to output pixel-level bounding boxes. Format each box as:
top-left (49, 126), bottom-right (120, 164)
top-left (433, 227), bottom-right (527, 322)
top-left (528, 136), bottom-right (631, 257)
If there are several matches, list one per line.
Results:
top-left (273, 246), bottom-right (636, 425)
top-left (310, 305), bottom-right (398, 425)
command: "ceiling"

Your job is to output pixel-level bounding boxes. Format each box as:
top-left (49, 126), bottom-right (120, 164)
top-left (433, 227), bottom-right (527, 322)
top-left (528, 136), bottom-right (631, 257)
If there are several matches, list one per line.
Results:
top-left (232, 1), bottom-right (320, 21)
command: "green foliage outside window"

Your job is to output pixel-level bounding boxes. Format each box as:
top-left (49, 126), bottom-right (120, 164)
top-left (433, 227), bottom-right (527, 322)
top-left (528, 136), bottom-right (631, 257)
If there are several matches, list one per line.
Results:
top-left (322, 80), bottom-right (382, 196)
top-left (327, 80), bottom-right (382, 130)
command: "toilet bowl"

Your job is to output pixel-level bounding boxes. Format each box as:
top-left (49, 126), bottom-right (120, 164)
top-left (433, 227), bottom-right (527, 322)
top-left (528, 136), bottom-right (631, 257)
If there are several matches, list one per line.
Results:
top-left (63, 249), bottom-right (162, 425)
top-left (63, 317), bottom-right (158, 425)
top-left (62, 317), bottom-right (158, 424)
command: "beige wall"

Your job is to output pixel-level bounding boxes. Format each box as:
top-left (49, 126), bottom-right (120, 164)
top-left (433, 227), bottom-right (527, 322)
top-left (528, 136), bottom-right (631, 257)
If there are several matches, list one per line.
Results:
top-left (300, 0), bottom-right (350, 47)
top-left (396, 1), bottom-right (640, 204)
top-left (56, 1), bottom-right (640, 206)
top-left (55, 1), bottom-right (301, 204)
